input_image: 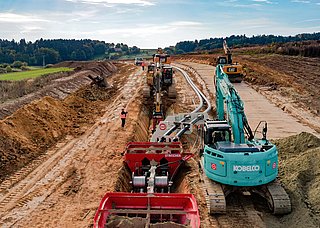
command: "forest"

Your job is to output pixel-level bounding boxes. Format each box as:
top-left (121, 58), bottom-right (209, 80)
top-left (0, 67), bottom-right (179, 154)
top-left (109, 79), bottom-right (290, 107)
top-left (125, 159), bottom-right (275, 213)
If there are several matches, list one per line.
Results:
top-left (166, 32), bottom-right (320, 57)
top-left (0, 39), bottom-right (140, 66)
top-left (1, 32), bottom-right (319, 67)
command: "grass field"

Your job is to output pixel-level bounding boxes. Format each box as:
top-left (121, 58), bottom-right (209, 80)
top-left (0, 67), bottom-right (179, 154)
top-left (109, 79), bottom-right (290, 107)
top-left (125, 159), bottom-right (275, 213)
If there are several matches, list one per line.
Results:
top-left (0, 67), bottom-right (73, 81)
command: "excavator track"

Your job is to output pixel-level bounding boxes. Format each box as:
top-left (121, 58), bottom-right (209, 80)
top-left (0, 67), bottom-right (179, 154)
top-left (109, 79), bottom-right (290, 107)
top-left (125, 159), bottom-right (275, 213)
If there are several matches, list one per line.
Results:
top-left (200, 158), bottom-right (226, 214)
top-left (265, 181), bottom-right (292, 214)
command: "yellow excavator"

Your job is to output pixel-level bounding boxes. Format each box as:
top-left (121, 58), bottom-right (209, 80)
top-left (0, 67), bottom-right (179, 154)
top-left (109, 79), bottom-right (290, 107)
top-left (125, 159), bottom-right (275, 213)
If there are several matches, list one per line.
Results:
top-left (143, 48), bottom-right (176, 132)
top-left (217, 39), bottom-right (244, 83)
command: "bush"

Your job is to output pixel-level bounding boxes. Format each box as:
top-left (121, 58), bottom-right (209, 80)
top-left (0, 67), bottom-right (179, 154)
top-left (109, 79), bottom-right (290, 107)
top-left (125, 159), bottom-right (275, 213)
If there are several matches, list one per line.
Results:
top-left (12, 61), bottom-right (24, 68)
top-left (21, 66), bottom-right (29, 71)
top-left (5, 66), bottom-right (12, 72)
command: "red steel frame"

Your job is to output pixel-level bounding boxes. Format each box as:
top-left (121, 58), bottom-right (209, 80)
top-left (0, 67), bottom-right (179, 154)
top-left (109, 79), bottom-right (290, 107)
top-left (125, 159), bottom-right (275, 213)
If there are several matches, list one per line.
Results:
top-left (94, 193), bottom-right (200, 228)
top-left (94, 142), bottom-right (200, 228)
top-left (124, 142), bottom-right (189, 176)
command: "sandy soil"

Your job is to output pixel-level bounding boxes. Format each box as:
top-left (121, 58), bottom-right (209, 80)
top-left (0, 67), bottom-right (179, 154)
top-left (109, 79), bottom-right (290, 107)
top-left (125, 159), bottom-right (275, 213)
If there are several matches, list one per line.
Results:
top-left (0, 61), bottom-right (117, 119)
top-left (176, 54), bottom-right (320, 133)
top-left (0, 56), bottom-right (319, 228)
top-left (239, 54), bottom-right (320, 114)
top-left (275, 132), bottom-right (320, 228)
top-left (173, 61), bottom-right (320, 228)
top-left (0, 61), bottom-right (119, 181)
top-left (0, 63), bottom-right (143, 227)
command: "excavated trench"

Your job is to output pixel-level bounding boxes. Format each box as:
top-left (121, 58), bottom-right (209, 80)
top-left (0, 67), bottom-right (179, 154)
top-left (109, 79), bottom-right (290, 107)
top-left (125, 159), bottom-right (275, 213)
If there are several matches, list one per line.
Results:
top-left (103, 62), bottom-right (320, 228)
top-left (111, 96), bottom-right (193, 227)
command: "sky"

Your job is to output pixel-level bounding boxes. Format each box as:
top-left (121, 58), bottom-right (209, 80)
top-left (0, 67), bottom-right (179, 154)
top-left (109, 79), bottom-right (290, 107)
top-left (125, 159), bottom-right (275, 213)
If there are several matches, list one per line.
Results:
top-left (0, 0), bottom-right (319, 48)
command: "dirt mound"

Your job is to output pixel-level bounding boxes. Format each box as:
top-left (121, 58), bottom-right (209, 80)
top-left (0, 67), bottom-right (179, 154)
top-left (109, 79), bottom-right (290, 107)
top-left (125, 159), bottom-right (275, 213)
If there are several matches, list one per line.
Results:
top-left (0, 61), bottom-right (117, 120)
top-left (275, 132), bottom-right (320, 227)
top-left (176, 54), bottom-right (217, 66)
top-left (55, 60), bottom-right (117, 76)
top-left (0, 85), bottom-right (116, 181)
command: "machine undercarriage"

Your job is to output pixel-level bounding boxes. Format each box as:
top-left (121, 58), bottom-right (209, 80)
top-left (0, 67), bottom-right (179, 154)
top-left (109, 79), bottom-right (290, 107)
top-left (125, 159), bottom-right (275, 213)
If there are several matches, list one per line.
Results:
top-left (200, 157), bottom-right (291, 214)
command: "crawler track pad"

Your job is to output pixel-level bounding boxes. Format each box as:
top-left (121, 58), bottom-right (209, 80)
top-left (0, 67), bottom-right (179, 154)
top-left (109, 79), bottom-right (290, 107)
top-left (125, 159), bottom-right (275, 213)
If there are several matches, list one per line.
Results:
top-left (200, 157), bottom-right (226, 214)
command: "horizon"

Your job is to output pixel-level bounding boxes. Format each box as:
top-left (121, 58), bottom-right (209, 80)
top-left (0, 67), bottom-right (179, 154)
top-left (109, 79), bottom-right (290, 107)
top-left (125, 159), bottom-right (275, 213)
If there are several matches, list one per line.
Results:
top-left (1, 32), bottom-right (318, 48)
top-left (1, 0), bottom-right (320, 49)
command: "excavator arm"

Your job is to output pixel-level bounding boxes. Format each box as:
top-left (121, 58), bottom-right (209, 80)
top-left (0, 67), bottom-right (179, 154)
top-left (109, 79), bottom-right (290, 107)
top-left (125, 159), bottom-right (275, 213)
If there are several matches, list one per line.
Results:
top-left (215, 65), bottom-right (254, 143)
top-left (200, 63), bottom-right (291, 215)
top-left (223, 39), bottom-right (232, 64)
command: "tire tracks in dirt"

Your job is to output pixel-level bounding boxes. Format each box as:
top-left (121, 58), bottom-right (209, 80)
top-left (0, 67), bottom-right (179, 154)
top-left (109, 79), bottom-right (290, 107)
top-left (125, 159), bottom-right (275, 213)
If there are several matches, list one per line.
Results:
top-left (0, 67), bottom-right (144, 227)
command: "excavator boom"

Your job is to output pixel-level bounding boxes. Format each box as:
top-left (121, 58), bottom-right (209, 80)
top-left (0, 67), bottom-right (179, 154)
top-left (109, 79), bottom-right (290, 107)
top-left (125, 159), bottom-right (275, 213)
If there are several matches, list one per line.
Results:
top-left (200, 63), bottom-right (291, 215)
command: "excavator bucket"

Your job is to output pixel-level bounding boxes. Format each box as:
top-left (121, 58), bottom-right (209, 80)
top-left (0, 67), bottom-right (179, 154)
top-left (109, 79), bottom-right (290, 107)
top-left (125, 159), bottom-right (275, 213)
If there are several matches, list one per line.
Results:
top-left (94, 192), bottom-right (200, 228)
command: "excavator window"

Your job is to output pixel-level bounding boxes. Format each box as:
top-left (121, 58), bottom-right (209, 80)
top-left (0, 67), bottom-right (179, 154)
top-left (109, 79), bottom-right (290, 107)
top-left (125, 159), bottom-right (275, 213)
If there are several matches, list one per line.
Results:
top-left (148, 65), bottom-right (154, 72)
top-left (218, 58), bottom-right (227, 64)
top-left (213, 132), bottom-right (223, 142)
top-left (212, 130), bottom-right (230, 143)
top-left (163, 68), bottom-right (172, 79)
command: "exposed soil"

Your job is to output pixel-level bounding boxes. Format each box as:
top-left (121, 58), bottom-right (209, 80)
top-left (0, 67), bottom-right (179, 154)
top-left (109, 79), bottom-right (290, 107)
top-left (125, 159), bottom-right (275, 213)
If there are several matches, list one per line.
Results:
top-left (275, 132), bottom-right (320, 228)
top-left (0, 63), bottom-right (144, 227)
top-left (0, 61), bottom-right (117, 119)
top-left (238, 54), bottom-right (320, 115)
top-left (0, 85), bottom-right (119, 181)
top-left (106, 215), bottom-right (190, 228)
top-left (0, 56), bottom-right (319, 228)
top-left (0, 60), bottom-right (129, 182)
top-left (176, 53), bottom-right (320, 133)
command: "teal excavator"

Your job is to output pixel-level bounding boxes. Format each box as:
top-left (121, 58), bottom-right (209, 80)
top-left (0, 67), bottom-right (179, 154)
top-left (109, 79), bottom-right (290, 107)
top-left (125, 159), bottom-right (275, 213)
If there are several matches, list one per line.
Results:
top-left (200, 64), bottom-right (292, 214)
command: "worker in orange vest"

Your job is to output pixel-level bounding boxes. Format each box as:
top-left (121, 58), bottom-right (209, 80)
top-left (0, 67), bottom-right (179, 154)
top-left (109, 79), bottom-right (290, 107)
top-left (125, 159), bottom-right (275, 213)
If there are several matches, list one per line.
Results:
top-left (120, 108), bottom-right (128, 128)
top-left (141, 61), bottom-right (145, 71)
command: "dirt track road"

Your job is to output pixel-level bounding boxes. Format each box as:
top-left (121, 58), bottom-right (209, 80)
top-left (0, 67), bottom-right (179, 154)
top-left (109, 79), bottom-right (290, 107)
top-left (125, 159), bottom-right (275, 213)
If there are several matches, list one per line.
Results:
top-left (178, 62), bottom-right (319, 139)
top-left (0, 67), bottom-right (144, 227)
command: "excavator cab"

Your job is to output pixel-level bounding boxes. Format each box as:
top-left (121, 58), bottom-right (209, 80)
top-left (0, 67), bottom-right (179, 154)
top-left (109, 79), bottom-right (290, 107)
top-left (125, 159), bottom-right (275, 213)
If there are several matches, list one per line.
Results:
top-left (162, 66), bottom-right (173, 85)
top-left (146, 63), bottom-right (155, 86)
top-left (147, 64), bottom-right (155, 73)
top-left (153, 54), bottom-right (171, 64)
top-left (204, 120), bottom-right (231, 146)
top-left (217, 56), bottom-right (228, 65)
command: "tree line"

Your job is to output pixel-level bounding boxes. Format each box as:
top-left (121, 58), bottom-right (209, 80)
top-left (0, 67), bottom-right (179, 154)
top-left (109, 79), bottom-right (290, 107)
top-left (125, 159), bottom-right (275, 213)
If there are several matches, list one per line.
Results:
top-left (0, 39), bottom-right (140, 66)
top-left (165, 32), bottom-right (320, 57)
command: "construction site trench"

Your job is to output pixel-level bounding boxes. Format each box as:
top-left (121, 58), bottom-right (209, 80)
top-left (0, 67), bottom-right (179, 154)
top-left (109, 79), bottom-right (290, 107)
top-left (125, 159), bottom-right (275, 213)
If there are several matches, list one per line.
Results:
top-left (0, 60), bottom-right (319, 228)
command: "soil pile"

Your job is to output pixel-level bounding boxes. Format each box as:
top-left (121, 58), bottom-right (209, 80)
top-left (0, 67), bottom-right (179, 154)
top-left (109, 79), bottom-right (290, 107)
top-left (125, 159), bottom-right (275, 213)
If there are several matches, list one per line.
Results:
top-left (177, 54), bottom-right (320, 119)
top-left (275, 132), bottom-right (320, 227)
top-left (0, 85), bottom-right (116, 181)
top-left (54, 60), bottom-right (117, 76)
top-left (0, 61), bottom-right (117, 119)
top-left (238, 55), bottom-right (320, 116)
top-left (106, 215), bottom-right (190, 228)
top-left (176, 54), bottom-right (217, 66)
